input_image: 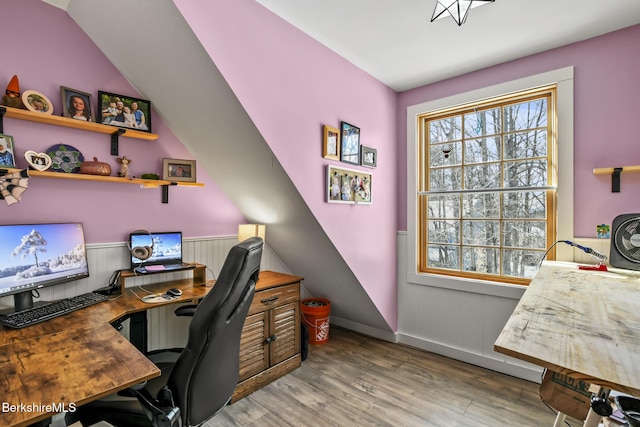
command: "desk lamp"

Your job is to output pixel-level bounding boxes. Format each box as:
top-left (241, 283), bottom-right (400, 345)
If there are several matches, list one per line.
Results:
top-left (238, 224), bottom-right (266, 243)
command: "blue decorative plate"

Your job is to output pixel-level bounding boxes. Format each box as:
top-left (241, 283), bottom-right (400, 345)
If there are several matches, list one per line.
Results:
top-left (46, 144), bottom-right (84, 173)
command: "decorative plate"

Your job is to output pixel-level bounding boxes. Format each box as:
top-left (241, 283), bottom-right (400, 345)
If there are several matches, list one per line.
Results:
top-left (45, 144), bottom-right (84, 173)
top-left (22, 90), bottom-right (54, 115)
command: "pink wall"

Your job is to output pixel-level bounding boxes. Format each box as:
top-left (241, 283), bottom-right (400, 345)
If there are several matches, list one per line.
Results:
top-left (173, 0), bottom-right (399, 328)
top-left (398, 24), bottom-right (640, 236)
top-left (0, 0), bottom-right (244, 243)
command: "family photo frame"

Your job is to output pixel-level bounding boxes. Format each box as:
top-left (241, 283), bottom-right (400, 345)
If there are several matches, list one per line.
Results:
top-left (361, 145), bottom-right (377, 168)
top-left (98, 91), bottom-right (151, 133)
top-left (0, 134), bottom-right (16, 167)
top-left (322, 124), bottom-right (340, 161)
top-left (340, 121), bottom-right (360, 165)
top-left (326, 164), bottom-right (372, 205)
top-left (163, 158), bottom-right (196, 183)
top-left (22, 90), bottom-right (53, 115)
top-left (61, 86), bottom-right (94, 122)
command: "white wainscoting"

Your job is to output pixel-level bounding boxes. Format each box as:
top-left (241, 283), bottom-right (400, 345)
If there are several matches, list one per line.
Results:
top-left (0, 236), bottom-right (291, 350)
top-left (397, 232), bottom-right (616, 383)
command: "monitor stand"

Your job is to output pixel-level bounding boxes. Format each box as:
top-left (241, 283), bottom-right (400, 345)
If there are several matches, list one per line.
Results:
top-left (0, 290), bottom-right (49, 316)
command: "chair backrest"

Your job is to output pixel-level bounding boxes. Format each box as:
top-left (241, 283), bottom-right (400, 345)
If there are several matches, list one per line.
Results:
top-left (167, 237), bottom-right (263, 426)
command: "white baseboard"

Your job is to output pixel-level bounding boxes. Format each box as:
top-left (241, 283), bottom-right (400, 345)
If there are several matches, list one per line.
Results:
top-left (331, 316), bottom-right (397, 343)
top-left (397, 333), bottom-right (543, 383)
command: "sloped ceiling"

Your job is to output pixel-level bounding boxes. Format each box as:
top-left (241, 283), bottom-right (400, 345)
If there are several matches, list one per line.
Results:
top-left (62, 0), bottom-right (391, 334)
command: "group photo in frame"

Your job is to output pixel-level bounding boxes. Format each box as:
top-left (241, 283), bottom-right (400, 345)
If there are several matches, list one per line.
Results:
top-left (340, 121), bottom-right (360, 165)
top-left (322, 124), bottom-right (340, 161)
top-left (98, 91), bottom-right (151, 132)
top-left (61, 86), bottom-right (94, 122)
top-left (326, 164), bottom-right (372, 205)
top-left (163, 158), bottom-right (196, 183)
top-left (0, 134), bottom-right (16, 167)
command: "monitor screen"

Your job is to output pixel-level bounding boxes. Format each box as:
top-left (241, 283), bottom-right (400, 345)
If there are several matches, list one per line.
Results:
top-left (0, 223), bottom-right (89, 311)
top-left (129, 231), bottom-right (183, 269)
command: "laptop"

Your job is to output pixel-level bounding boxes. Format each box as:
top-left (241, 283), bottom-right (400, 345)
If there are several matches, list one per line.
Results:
top-left (129, 231), bottom-right (194, 273)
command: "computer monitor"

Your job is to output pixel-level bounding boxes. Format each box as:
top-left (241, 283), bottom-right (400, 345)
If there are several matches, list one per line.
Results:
top-left (129, 231), bottom-right (183, 270)
top-left (0, 222), bottom-right (90, 312)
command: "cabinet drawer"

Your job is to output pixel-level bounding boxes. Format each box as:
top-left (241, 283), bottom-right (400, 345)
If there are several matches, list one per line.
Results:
top-left (248, 283), bottom-right (299, 315)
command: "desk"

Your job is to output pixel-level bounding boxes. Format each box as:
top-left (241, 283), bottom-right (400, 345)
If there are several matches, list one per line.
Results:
top-left (0, 273), bottom-right (212, 427)
top-left (494, 261), bottom-right (640, 426)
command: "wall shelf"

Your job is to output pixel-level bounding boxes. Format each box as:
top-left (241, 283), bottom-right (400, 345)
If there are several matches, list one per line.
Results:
top-left (0, 105), bottom-right (158, 155)
top-left (0, 105), bottom-right (158, 140)
top-left (593, 165), bottom-right (640, 193)
top-left (0, 106), bottom-right (201, 203)
top-left (1, 168), bottom-right (204, 203)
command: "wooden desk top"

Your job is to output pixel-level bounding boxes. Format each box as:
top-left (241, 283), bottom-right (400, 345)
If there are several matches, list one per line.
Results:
top-left (494, 262), bottom-right (640, 397)
top-left (0, 270), bottom-right (297, 427)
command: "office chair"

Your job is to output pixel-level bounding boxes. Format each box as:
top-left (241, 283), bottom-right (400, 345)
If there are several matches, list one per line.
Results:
top-left (71, 237), bottom-right (264, 427)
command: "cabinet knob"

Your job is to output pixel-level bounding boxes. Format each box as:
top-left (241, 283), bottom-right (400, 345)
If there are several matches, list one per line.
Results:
top-left (260, 296), bottom-right (279, 305)
top-left (264, 335), bottom-right (277, 345)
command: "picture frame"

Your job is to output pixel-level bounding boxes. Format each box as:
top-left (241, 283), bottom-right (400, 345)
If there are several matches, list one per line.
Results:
top-left (326, 164), bottom-right (372, 205)
top-left (340, 121), bottom-right (360, 164)
top-left (322, 125), bottom-right (340, 160)
top-left (22, 90), bottom-right (53, 115)
top-left (60, 86), bottom-right (94, 122)
top-left (163, 158), bottom-right (196, 183)
top-left (0, 134), bottom-right (16, 167)
top-left (361, 146), bottom-right (377, 168)
top-left (98, 90), bottom-right (151, 132)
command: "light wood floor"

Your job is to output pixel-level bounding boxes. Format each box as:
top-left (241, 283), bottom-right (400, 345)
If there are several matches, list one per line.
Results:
top-left (214, 327), bottom-right (582, 426)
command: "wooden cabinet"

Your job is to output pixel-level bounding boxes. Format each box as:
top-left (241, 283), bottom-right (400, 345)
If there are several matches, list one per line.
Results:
top-left (232, 271), bottom-right (302, 402)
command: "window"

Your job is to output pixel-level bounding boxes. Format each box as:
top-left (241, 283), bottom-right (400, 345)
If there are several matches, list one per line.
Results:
top-left (417, 85), bottom-right (557, 285)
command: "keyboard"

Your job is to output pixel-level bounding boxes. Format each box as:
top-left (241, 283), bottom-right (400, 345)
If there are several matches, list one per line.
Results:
top-left (0, 292), bottom-right (109, 329)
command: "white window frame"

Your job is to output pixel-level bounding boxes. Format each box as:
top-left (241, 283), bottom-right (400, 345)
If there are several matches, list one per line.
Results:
top-left (406, 67), bottom-right (574, 297)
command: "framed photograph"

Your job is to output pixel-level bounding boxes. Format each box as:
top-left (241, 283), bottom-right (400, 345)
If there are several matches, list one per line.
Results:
top-left (339, 121), bottom-right (360, 164)
top-left (326, 164), bottom-right (372, 205)
top-left (322, 125), bottom-right (340, 160)
top-left (163, 158), bottom-right (196, 183)
top-left (60, 86), bottom-right (94, 122)
top-left (0, 134), bottom-right (16, 167)
top-left (361, 146), bottom-right (377, 168)
top-left (22, 90), bottom-right (53, 115)
top-left (98, 91), bottom-right (151, 132)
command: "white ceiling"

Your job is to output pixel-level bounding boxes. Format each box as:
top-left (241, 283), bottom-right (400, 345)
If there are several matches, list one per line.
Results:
top-left (43, 0), bottom-right (640, 91)
top-left (253, 0), bottom-right (640, 91)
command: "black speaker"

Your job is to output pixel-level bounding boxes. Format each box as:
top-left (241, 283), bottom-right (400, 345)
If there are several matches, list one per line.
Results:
top-left (128, 230), bottom-right (155, 261)
top-left (610, 214), bottom-right (640, 271)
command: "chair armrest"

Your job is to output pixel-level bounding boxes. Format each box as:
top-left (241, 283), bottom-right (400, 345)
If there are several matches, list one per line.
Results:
top-left (130, 386), bottom-right (181, 427)
top-left (174, 304), bottom-right (198, 317)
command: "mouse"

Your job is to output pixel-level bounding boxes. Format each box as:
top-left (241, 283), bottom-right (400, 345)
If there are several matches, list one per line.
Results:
top-left (166, 288), bottom-right (182, 297)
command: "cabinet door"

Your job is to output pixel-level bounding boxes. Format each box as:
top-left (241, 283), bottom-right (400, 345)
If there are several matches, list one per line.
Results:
top-left (269, 302), bottom-right (300, 366)
top-left (238, 311), bottom-right (269, 382)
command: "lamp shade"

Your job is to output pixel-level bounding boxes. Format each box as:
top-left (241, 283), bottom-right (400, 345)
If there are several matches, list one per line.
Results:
top-left (238, 224), bottom-right (266, 243)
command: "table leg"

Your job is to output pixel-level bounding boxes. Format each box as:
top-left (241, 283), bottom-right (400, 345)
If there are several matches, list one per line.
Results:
top-left (582, 408), bottom-right (602, 427)
top-left (553, 412), bottom-right (566, 427)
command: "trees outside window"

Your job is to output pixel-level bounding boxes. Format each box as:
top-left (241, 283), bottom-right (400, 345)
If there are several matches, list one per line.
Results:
top-left (418, 86), bottom-right (557, 285)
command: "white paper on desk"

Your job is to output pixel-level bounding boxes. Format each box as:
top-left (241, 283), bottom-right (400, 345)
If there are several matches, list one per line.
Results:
top-left (141, 294), bottom-right (177, 303)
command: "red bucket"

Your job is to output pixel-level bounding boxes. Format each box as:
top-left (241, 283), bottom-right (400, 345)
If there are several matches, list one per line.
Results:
top-left (301, 298), bottom-right (331, 344)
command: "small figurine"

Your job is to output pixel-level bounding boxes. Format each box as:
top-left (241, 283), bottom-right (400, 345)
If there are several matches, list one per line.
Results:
top-left (1, 75), bottom-right (26, 109)
top-left (116, 156), bottom-right (131, 178)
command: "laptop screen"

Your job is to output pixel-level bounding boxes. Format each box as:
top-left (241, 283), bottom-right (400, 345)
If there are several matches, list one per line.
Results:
top-left (129, 231), bottom-right (183, 269)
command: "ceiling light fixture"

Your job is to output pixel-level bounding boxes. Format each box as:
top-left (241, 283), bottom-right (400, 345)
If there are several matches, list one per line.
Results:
top-left (431, 0), bottom-right (495, 26)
